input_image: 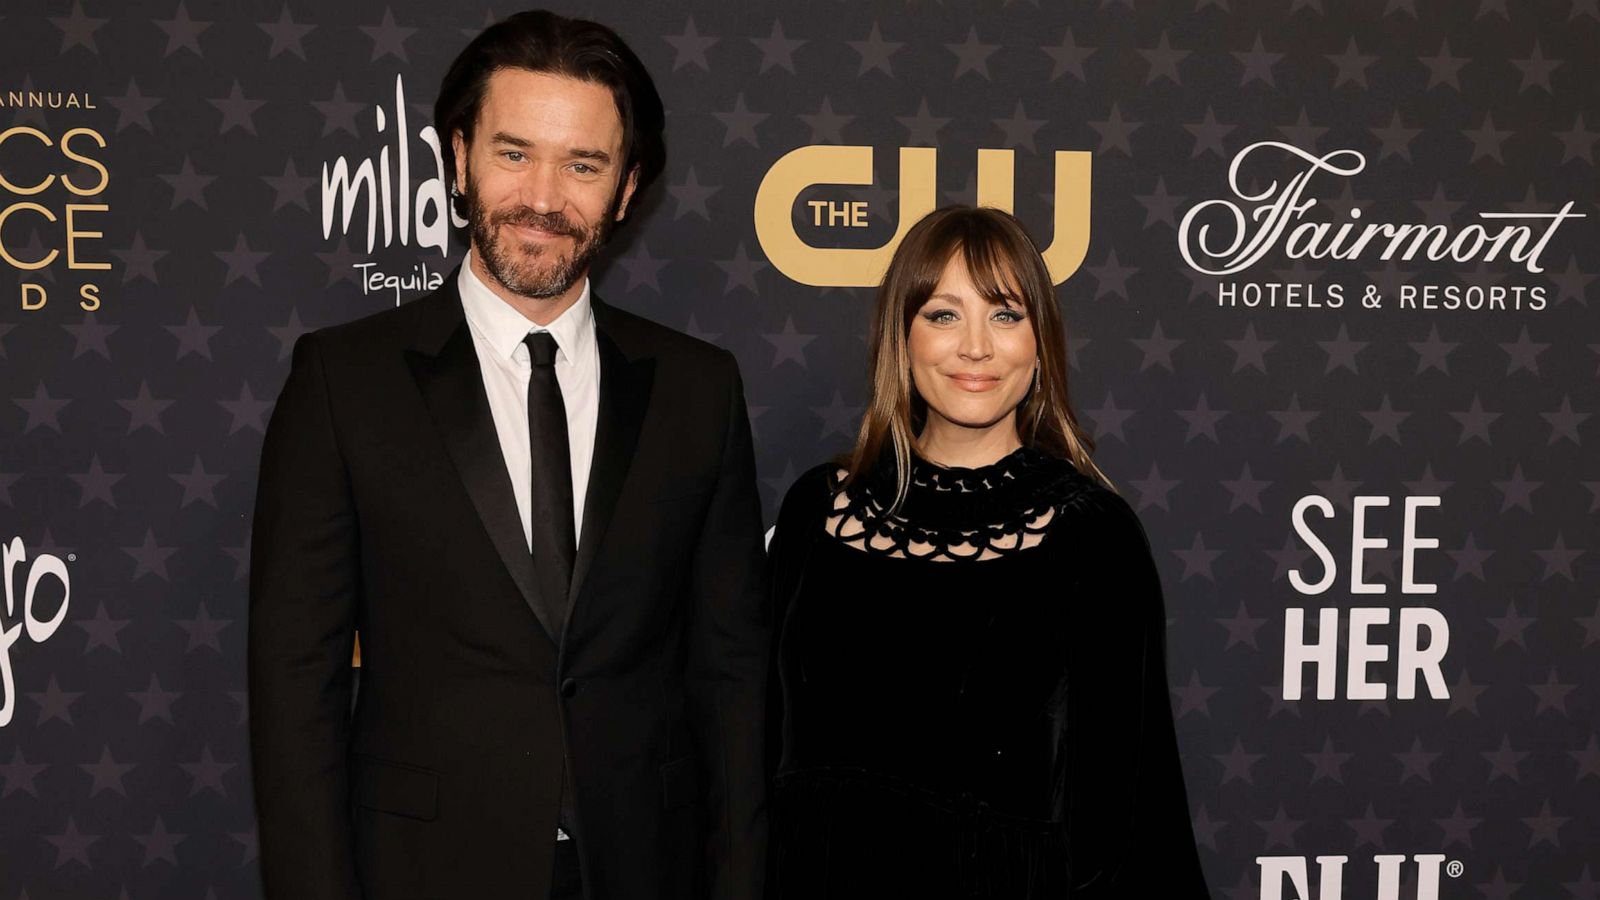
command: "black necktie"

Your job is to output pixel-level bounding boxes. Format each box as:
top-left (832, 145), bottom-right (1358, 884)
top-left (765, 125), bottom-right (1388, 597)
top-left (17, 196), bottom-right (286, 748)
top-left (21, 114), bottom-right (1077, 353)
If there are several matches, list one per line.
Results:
top-left (523, 332), bottom-right (576, 636)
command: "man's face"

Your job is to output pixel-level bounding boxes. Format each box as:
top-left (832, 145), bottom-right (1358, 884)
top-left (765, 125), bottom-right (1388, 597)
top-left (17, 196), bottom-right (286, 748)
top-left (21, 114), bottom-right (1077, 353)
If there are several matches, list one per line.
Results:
top-left (453, 69), bottom-right (637, 301)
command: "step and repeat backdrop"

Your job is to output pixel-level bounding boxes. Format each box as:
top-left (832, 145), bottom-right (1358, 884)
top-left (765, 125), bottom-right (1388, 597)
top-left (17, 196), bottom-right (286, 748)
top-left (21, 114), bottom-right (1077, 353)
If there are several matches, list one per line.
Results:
top-left (1, 0), bottom-right (1596, 897)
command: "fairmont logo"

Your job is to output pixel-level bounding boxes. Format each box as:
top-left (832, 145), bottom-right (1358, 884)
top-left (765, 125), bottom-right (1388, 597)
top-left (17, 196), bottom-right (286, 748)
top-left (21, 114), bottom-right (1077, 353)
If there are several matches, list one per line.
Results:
top-left (0, 536), bottom-right (72, 728)
top-left (1179, 141), bottom-right (1583, 277)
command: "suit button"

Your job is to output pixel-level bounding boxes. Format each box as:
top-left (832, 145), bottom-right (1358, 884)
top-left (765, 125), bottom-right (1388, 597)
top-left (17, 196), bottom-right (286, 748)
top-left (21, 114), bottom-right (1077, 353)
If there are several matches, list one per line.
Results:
top-left (560, 678), bottom-right (578, 698)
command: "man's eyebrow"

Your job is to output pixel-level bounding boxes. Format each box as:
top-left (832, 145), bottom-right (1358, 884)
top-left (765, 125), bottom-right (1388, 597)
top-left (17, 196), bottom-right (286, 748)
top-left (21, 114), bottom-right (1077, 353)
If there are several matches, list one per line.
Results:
top-left (486, 132), bottom-right (612, 165)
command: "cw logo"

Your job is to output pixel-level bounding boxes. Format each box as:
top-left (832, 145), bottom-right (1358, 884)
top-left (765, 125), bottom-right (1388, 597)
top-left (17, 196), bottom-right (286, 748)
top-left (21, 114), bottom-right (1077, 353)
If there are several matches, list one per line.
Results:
top-left (754, 146), bottom-right (1091, 287)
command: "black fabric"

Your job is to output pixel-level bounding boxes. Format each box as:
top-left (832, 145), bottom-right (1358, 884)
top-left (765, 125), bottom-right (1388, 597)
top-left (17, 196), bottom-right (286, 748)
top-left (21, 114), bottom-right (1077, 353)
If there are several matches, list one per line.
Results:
top-left (765, 449), bottom-right (1209, 899)
top-left (249, 274), bottom-right (770, 900)
top-left (550, 838), bottom-right (584, 900)
top-left (523, 330), bottom-right (577, 637)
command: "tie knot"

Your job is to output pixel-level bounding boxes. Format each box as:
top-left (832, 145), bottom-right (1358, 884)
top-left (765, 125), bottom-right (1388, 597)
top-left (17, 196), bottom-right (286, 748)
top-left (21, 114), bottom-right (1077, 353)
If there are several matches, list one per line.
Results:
top-left (523, 331), bottom-right (560, 367)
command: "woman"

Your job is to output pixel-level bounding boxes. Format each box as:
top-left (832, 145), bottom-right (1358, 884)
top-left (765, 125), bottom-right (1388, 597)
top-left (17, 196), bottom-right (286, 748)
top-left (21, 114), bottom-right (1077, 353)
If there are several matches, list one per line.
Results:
top-left (766, 206), bottom-right (1208, 898)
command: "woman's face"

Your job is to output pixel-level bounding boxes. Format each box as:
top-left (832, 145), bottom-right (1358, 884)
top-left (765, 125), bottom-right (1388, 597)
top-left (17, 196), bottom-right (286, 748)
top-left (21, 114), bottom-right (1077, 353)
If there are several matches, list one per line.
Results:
top-left (907, 254), bottom-right (1038, 437)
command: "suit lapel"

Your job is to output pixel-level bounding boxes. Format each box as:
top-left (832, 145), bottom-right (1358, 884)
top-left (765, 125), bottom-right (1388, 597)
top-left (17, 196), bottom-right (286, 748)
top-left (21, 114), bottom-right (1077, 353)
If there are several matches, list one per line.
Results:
top-left (569, 298), bottom-right (654, 609)
top-left (404, 284), bottom-right (559, 644)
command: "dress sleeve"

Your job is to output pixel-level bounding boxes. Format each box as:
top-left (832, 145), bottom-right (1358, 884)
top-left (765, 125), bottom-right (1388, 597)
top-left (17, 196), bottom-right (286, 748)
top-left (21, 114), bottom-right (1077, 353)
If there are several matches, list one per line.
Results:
top-left (1057, 489), bottom-right (1210, 898)
top-left (764, 463), bottom-right (834, 778)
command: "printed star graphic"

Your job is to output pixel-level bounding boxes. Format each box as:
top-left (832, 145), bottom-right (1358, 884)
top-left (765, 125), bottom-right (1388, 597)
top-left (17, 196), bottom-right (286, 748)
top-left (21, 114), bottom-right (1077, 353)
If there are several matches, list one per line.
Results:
top-left (216, 234), bottom-right (270, 286)
top-left (1328, 38), bottom-right (1376, 88)
top-left (1487, 600), bottom-right (1534, 649)
top-left (61, 314), bottom-right (117, 360)
top-left (1302, 736), bottom-right (1354, 784)
top-left (1393, 736), bottom-right (1441, 783)
top-left (1255, 805), bottom-right (1306, 849)
top-left (165, 308), bottom-right (222, 361)
top-left (898, 98), bottom-right (951, 147)
top-left (1421, 38), bottom-right (1469, 90)
top-left (124, 529), bottom-right (177, 581)
top-left (264, 159), bottom-right (315, 212)
top-left (713, 94), bottom-right (766, 147)
top-left (811, 391), bottom-right (861, 442)
top-left (313, 83), bottom-right (364, 137)
top-left (112, 232), bottom-right (167, 285)
top-left (1216, 602), bottom-right (1266, 650)
top-left (716, 243), bottom-right (769, 295)
top-left (614, 242), bottom-right (668, 293)
top-left (79, 746), bottom-right (136, 797)
top-left (1346, 802), bottom-right (1394, 849)
top-left (43, 816), bottom-right (99, 868)
top-left (360, 8), bottom-right (416, 62)
top-left (76, 602), bottom-right (131, 654)
top-left (1220, 464), bottom-right (1269, 513)
top-left (1185, 107), bottom-right (1235, 158)
top-left (1373, 112), bottom-right (1421, 161)
top-left (847, 22), bottom-right (902, 76)
top-left (209, 81), bottom-right (265, 135)
top-left (1082, 392), bottom-right (1134, 442)
top-left (28, 676), bottom-right (83, 725)
top-left (1521, 800), bottom-right (1570, 847)
top-left (128, 674), bottom-right (181, 724)
top-left (176, 601), bottom-right (231, 653)
top-left (1570, 734), bottom-right (1600, 779)
top-left (1171, 670), bottom-right (1219, 717)
top-left (315, 238), bottom-right (366, 287)
top-left (1360, 395), bottom-right (1409, 443)
top-left (179, 745), bottom-right (236, 797)
top-left (665, 16), bottom-right (718, 71)
top-left (1085, 249), bottom-right (1136, 299)
top-left (751, 20), bottom-right (804, 74)
top-left (1176, 393), bottom-right (1227, 443)
top-left (1134, 177), bottom-right (1185, 229)
top-left (154, 1), bottom-right (210, 57)
top-left (1, 747), bottom-right (49, 798)
top-left (232, 828), bottom-right (260, 865)
top-left (1408, 323), bottom-right (1458, 372)
top-left (666, 167), bottom-right (720, 220)
top-left (267, 309), bottom-right (310, 361)
top-left (992, 101), bottom-right (1045, 152)
top-left (1213, 738), bottom-right (1263, 784)
top-left (68, 455), bottom-right (122, 508)
top-left (1556, 114), bottom-right (1598, 164)
top-left (259, 4), bottom-right (315, 59)
top-left (1088, 103), bottom-right (1141, 155)
top-left (1578, 602), bottom-right (1600, 648)
top-left (1529, 668), bottom-right (1576, 715)
top-left (1434, 801), bottom-right (1482, 848)
top-left (16, 383), bottom-right (71, 433)
top-left (220, 382), bottom-right (273, 434)
top-left (132, 817), bottom-right (186, 867)
top-left (1131, 321), bottom-right (1181, 372)
top-left (1311, 464), bottom-right (1361, 510)
top-left (1563, 867), bottom-right (1600, 900)
top-left (1174, 533), bottom-right (1221, 581)
top-left (1482, 734), bottom-right (1529, 781)
top-left (1130, 464), bottom-right (1179, 512)
top-left (1224, 323), bottom-right (1273, 373)
top-left (159, 157), bottom-right (216, 210)
top-left (1549, 256), bottom-right (1596, 306)
top-left (947, 26), bottom-right (999, 80)
top-left (799, 97), bottom-right (854, 144)
top-left (1492, 464), bottom-right (1540, 512)
top-left (49, 1), bottom-right (106, 53)
top-left (1233, 34), bottom-right (1283, 86)
top-left (1467, 112), bottom-right (1512, 163)
top-left (1268, 394), bottom-right (1319, 443)
top-left (115, 381), bottom-right (172, 434)
top-left (1512, 40), bottom-right (1562, 92)
top-left (1138, 32), bottom-right (1188, 84)
top-left (1278, 108), bottom-right (1328, 151)
top-left (1541, 396), bottom-right (1588, 444)
top-left (1450, 395), bottom-right (1498, 444)
top-left (1190, 806), bottom-right (1225, 851)
top-left (172, 457), bottom-right (225, 508)
top-left (762, 318), bottom-right (816, 368)
top-left (1042, 28), bottom-right (1094, 82)
top-left (1447, 533), bottom-right (1493, 580)
top-left (106, 79), bottom-right (162, 133)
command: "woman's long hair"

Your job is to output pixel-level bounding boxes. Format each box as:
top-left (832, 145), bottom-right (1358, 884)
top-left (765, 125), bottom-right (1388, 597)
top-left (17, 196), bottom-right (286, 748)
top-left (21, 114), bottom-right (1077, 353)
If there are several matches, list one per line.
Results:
top-left (843, 205), bottom-right (1110, 509)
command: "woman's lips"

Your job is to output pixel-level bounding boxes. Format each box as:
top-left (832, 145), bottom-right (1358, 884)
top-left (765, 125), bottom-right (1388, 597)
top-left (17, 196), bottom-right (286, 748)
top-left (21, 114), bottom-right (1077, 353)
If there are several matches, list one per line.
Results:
top-left (946, 373), bottom-right (1002, 392)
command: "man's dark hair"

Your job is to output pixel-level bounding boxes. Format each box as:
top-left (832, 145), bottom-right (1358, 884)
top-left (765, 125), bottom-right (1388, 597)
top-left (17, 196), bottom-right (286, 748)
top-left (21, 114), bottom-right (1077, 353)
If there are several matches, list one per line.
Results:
top-left (435, 10), bottom-right (666, 225)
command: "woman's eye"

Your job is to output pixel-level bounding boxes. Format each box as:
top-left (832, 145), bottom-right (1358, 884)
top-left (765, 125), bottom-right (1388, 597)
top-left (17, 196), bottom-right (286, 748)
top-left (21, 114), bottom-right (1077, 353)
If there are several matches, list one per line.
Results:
top-left (924, 310), bottom-right (958, 324)
top-left (993, 309), bottom-right (1025, 323)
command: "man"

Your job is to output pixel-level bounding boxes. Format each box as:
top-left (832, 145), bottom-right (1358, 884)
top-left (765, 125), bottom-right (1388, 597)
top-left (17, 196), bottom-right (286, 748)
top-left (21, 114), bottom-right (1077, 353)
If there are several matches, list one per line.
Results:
top-left (248, 12), bottom-right (768, 900)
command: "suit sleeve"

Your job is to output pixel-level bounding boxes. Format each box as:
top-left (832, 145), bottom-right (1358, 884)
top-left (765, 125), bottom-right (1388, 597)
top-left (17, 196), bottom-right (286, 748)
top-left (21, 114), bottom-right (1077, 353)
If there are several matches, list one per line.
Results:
top-left (685, 351), bottom-right (771, 900)
top-left (248, 332), bottom-right (362, 900)
top-left (1067, 494), bottom-right (1210, 899)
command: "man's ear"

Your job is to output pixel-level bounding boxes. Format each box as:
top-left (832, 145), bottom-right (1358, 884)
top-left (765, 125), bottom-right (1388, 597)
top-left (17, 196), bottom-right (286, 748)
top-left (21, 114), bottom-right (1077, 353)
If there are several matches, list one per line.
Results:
top-left (452, 130), bottom-right (468, 196)
top-left (614, 166), bottom-right (640, 221)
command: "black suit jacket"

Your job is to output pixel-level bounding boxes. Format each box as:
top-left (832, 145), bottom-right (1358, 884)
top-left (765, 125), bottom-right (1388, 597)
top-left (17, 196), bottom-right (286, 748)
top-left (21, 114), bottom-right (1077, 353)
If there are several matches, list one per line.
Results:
top-left (248, 279), bottom-right (768, 900)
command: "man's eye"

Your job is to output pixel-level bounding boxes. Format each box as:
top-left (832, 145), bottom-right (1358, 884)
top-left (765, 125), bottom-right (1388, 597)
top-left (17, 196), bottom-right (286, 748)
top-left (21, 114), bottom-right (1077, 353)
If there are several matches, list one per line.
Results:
top-left (504, 151), bottom-right (525, 162)
top-left (572, 163), bottom-right (596, 175)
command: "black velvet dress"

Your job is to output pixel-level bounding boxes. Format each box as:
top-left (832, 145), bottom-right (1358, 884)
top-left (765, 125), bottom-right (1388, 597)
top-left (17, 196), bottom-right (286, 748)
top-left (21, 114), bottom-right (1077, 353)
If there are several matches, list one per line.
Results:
top-left (765, 448), bottom-right (1209, 899)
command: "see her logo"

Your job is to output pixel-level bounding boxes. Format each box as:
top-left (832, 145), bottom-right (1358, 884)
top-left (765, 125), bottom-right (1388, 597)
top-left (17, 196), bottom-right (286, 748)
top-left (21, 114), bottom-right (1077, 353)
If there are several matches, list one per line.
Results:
top-left (0, 536), bottom-right (71, 728)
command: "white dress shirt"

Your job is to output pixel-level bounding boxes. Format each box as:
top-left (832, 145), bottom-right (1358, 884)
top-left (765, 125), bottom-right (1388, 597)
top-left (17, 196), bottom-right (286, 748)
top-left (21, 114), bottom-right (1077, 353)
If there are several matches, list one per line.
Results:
top-left (458, 253), bottom-right (600, 552)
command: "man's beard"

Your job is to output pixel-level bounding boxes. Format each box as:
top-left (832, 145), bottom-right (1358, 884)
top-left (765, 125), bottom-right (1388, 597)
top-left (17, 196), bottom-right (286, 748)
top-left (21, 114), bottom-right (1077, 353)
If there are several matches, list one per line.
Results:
top-left (463, 170), bottom-right (615, 300)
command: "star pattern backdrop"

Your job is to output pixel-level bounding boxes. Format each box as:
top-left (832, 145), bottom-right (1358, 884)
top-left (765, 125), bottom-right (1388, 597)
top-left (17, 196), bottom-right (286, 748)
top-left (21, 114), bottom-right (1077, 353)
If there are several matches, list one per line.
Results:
top-left (1, 0), bottom-right (1596, 898)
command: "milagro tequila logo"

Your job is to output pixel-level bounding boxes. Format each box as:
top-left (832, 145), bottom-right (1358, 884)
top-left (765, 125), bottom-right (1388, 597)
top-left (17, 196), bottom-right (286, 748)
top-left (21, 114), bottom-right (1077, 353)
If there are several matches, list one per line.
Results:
top-left (0, 536), bottom-right (72, 728)
top-left (1179, 142), bottom-right (1584, 312)
top-left (320, 74), bottom-right (460, 304)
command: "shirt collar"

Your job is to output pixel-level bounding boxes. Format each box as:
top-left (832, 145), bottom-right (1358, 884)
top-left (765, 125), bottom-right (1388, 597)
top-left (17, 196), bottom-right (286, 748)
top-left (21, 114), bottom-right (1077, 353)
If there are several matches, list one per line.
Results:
top-left (458, 250), bottom-right (594, 365)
